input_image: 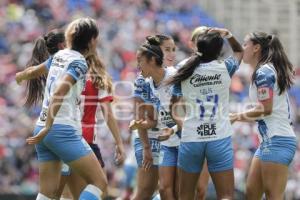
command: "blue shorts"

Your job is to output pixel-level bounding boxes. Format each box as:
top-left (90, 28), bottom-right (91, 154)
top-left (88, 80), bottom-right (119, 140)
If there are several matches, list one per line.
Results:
top-left (134, 138), bottom-right (160, 167)
top-left (159, 145), bottom-right (178, 167)
top-left (254, 136), bottom-right (297, 166)
top-left (34, 125), bottom-right (92, 163)
top-left (178, 136), bottom-right (233, 173)
top-left (61, 143), bottom-right (105, 176)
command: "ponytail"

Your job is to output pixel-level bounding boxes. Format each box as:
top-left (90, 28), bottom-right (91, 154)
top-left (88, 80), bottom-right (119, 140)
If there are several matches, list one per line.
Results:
top-left (250, 32), bottom-right (294, 94)
top-left (25, 37), bottom-right (49, 107)
top-left (167, 32), bottom-right (223, 86)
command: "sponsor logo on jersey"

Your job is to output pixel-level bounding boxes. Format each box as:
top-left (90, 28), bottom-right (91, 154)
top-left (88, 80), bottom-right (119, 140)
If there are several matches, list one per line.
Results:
top-left (197, 123), bottom-right (217, 137)
top-left (159, 109), bottom-right (175, 127)
top-left (190, 74), bottom-right (222, 87)
top-left (257, 87), bottom-right (272, 101)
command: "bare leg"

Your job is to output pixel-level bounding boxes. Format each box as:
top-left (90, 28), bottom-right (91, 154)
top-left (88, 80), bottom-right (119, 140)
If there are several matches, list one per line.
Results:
top-left (178, 168), bottom-right (200, 200)
top-left (133, 167), bottom-right (159, 200)
top-left (245, 157), bottom-right (264, 200)
top-left (195, 161), bottom-right (209, 200)
top-left (210, 169), bottom-right (234, 200)
top-left (159, 166), bottom-right (177, 200)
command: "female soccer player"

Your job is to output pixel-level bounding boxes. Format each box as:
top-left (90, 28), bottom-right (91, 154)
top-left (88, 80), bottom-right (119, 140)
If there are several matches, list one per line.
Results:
top-left (230, 32), bottom-right (296, 200)
top-left (15, 30), bottom-right (65, 88)
top-left (61, 52), bottom-right (126, 200)
top-left (131, 34), bottom-right (177, 200)
top-left (186, 26), bottom-right (211, 200)
top-left (16, 30), bottom-right (125, 200)
top-left (136, 35), bottom-right (180, 200)
top-left (25, 18), bottom-right (108, 200)
top-left (168, 28), bottom-right (243, 200)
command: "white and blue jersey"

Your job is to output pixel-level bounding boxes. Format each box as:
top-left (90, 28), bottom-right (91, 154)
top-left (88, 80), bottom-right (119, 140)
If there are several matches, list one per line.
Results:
top-left (249, 63), bottom-right (295, 141)
top-left (176, 56), bottom-right (239, 173)
top-left (148, 67), bottom-right (180, 147)
top-left (250, 64), bottom-right (296, 166)
top-left (133, 74), bottom-right (161, 139)
top-left (36, 49), bottom-right (87, 130)
top-left (33, 49), bottom-right (91, 163)
top-left (172, 57), bottom-right (239, 142)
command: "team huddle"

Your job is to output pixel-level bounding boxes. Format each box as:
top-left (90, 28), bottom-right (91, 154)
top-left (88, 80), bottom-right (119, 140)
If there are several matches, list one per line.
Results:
top-left (16, 17), bottom-right (297, 200)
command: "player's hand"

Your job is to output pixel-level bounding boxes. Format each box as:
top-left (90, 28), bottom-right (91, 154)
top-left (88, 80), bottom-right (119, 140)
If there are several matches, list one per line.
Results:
top-left (115, 143), bottom-right (125, 166)
top-left (158, 127), bottom-right (174, 141)
top-left (208, 27), bottom-right (230, 38)
top-left (142, 147), bottom-right (153, 171)
top-left (129, 119), bottom-right (143, 131)
top-left (15, 72), bottom-right (23, 85)
top-left (229, 113), bottom-right (238, 124)
top-left (26, 127), bottom-right (49, 144)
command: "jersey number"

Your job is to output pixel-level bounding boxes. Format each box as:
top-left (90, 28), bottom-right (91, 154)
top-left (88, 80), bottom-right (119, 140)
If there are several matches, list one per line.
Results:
top-left (46, 76), bottom-right (56, 106)
top-left (196, 94), bottom-right (219, 121)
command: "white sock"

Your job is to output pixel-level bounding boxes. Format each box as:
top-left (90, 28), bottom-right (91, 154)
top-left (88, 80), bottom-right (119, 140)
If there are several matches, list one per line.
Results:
top-left (36, 193), bottom-right (52, 200)
top-left (79, 184), bottom-right (102, 200)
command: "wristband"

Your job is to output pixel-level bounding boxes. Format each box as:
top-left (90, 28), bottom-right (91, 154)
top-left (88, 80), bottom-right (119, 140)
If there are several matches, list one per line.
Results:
top-left (171, 125), bottom-right (178, 133)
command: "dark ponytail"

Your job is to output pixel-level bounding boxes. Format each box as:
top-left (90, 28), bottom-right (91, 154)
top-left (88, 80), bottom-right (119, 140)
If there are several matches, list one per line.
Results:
top-left (43, 29), bottom-right (65, 55)
top-left (24, 37), bottom-right (49, 107)
top-left (25, 30), bottom-right (65, 107)
top-left (250, 32), bottom-right (294, 94)
top-left (138, 36), bottom-right (164, 66)
top-left (167, 32), bottom-right (223, 86)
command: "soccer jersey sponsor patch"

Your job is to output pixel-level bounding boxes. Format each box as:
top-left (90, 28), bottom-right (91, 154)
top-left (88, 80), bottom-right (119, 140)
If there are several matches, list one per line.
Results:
top-left (257, 87), bottom-right (272, 101)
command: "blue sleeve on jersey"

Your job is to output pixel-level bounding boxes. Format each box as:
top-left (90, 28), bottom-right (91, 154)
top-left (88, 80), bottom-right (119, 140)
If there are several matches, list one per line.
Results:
top-left (172, 83), bottom-right (182, 97)
top-left (224, 56), bottom-right (239, 77)
top-left (66, 60), bottom-right (88, 81)
top-left (44, 56), bottom-right (53, 70)
top-left (133, 76), bottom-right (149, 102)
top-left (254, 66), bottom-right (276, 89)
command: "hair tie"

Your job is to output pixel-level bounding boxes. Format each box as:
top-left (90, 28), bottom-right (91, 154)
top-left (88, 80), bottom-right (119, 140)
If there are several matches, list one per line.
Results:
top-left (141, 46), bottom-right (161, 58)
top-left (195, 52), bottom-right (203, 57)
top-left (43, 35), bottom-right (48, 41)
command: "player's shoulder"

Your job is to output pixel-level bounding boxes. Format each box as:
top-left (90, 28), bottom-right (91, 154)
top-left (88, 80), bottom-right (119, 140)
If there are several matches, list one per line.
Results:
top-left (134, 74), bottom-right (150, 86)
top-left (256, 63), bottom-right (276, 79)
top-left (165, 66), bottom-right (177, 76)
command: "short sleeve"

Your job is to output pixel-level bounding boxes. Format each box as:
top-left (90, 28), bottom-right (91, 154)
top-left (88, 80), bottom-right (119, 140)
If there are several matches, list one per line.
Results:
top-left (224, 56), bottom-right (239, 77)
top-left (133, 75), bottom-right (149, 102)
top-left (44, 57), bottom-right (53, 70)
top-left (254, 66), bottom-right (276, 101)
top-left (66, 60), bottom-right (88, 81)
top-left (172, 83), bottom-right (182, 97)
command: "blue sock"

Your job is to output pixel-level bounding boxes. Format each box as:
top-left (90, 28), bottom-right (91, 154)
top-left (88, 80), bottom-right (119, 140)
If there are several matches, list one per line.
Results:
top-left (79, 184), bottom-right (102, 200)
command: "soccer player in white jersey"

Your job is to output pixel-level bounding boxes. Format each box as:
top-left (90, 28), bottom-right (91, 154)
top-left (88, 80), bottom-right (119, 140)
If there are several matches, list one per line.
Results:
top-left (230, 32), bottom-right (297, 200)
top-left (131, 34), bottom-right (176, 200)
top-left (59, 52), bottom-right (126, 200)
top-left (16, 31), bottom-right (125, 200)
top-left (137, 35), bottom-right (181, 200)
top-left (25, 18), bottom-right (108, 200)
top-left (179, 26), bottom-right (211, 200)
top-left (167, 28), bottom-right (243, 199)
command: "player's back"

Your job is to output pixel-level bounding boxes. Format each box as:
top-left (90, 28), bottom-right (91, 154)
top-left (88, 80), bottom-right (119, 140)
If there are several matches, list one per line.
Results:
top-left (180, 59), bottom-right (233, 142)
top-left (36, 49), bottom-right (87, 129)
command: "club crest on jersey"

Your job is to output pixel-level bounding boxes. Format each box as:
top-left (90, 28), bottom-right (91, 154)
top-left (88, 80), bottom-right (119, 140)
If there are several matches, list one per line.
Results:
top-left (257, 87), bottom-right (272, 101)
top-left (190, 74), bottom-right (222, 87)
top-left (197, 123), bottom-right (217, 137)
